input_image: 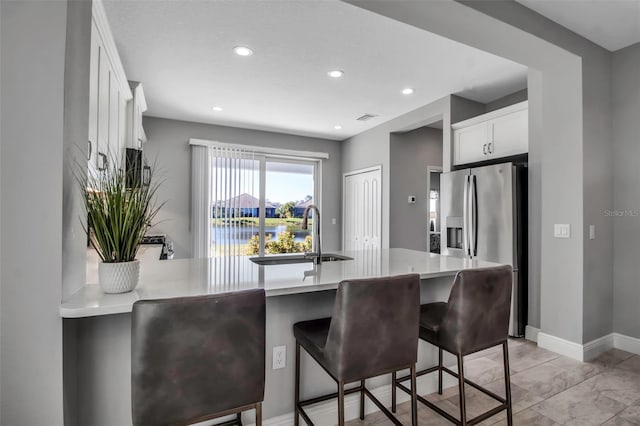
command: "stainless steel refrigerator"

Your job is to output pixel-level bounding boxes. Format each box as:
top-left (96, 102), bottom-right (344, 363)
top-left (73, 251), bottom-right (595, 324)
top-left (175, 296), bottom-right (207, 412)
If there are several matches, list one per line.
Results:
top-left (441, 162), bottom-right (527, 337)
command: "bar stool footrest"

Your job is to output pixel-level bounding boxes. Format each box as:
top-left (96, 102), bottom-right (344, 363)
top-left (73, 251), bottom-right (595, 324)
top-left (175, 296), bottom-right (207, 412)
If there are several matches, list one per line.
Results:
top-left (395, 363), bottom-right (508, 425)
top-left (297, 383), bottom-right (403, 426)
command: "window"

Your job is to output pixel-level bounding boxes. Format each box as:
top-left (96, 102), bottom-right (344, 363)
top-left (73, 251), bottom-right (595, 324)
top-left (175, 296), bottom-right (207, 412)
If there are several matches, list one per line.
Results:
top-left (190, 140), bottom-right (325, 258)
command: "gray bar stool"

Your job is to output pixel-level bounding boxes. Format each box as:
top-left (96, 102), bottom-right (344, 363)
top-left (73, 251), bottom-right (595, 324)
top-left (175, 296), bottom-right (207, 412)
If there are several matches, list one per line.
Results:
top-left (392, 265), bottom-right (514, 426)
top-left (293, 274), bottom-right (421, 426)
top-left (131, 289), bottom-right (265, 426)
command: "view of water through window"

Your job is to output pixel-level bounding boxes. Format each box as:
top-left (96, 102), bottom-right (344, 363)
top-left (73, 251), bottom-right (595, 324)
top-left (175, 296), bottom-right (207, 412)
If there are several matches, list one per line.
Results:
top-left (211, 159), bottom-right (315, 256)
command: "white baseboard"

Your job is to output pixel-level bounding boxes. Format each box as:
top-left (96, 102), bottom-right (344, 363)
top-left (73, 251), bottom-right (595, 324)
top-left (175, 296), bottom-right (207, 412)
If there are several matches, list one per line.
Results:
top-left (537, 332), bottom-right (585, 361)
top-left (613, 333), bottom-right (640, 355)
top-left (249, 374), bottom-right (443, 426)
top-left (583, 333), bottom-right (614, 361)
top-left (525, 326), bottom-right (540, 343)
top-left (259, 412), bottom-right (294, 426)
top-left (536, 331), bottom-right (640, 362)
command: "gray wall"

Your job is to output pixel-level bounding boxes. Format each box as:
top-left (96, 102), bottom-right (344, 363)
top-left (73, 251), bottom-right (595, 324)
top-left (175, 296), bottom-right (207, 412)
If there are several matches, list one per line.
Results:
top-left (485, 88), bottom-right (528, 113)
top-left (460, 0), bottom-right (614, 344)
top-left (143, 117), bottom-right (343, 258)
top-left (61, 4), bottom-right (93, 425)
top-left (1, 1), bottom-right (68, 424)
top-left (389, 127), bottom-right (443, 251)
top-left (342, 95), bottom-right (450, 250)
top-left (612, 42), bottom-right (640, 339)
top-left (347, 0), bottom-right (587, 344)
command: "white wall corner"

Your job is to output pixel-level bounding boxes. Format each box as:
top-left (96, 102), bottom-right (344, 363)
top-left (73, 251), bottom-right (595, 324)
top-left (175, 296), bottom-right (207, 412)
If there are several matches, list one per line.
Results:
top-left (613, 333), bottom-right (640, 355)
top-left (537, 332), bottom-right (584, 361)
top-left (583, 334), bottom-right (614, 361)
top-left (525, 325), bottom-right (540, 342)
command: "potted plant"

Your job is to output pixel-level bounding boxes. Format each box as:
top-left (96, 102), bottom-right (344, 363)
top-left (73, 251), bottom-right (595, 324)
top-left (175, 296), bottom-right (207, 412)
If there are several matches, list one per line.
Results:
top-left (79, 157), bottom-right (163, 293)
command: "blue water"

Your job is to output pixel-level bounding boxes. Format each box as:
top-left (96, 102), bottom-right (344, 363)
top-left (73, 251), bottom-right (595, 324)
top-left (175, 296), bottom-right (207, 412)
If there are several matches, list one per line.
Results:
top-left (211, 224), bottom-right (308, 244)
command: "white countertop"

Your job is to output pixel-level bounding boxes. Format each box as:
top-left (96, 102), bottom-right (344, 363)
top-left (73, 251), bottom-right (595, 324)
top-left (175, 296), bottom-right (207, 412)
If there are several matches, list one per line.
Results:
top-left (61, 248), bottom-right (502, 318)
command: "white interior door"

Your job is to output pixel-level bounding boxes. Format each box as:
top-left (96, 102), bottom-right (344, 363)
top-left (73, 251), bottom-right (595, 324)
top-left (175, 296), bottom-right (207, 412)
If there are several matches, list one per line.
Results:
top-left (343, 166), bottom-right (382, 251)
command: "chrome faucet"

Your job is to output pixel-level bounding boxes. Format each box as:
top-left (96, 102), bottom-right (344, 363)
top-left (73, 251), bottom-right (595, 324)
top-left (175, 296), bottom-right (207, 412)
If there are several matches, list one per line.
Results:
top-left (301, 204), bottom-right (321, 264)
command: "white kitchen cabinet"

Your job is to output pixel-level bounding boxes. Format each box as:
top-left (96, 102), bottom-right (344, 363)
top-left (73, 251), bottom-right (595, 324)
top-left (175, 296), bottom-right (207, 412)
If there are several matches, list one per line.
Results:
top-left (453, 121), bottom-right (488, 166)
top-left (108, 71), bottom-right (120, 164)
top-left (452, 101), bottom-right (528, 166)
top-left (88, 21), bottom-right (100, 173)
top-left (127, 81), bottom-right (148, 149)
top-left (87, 0), bottom-right (133, 173)
top-left (96, 40), bottom-right (110, 170)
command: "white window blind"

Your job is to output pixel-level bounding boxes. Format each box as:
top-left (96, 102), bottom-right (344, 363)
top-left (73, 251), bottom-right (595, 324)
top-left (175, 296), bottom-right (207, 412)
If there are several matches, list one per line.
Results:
top-left (191, 144), bottom-right (258, 258)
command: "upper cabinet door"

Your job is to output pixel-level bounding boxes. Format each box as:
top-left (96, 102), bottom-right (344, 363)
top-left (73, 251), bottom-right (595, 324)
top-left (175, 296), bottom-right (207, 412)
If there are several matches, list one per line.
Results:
top-left (453, 122), bottom-right (488, 166)
top-left (88, 21), bottom-right (100, 170)
top-left (108, 71), bottom-right (121, 166)
top-left (488, 108), bottom-right (528, 158)
top-left (452, 101), bottom-right (528, 167)
top-left (88, 0), bottom-right (134, 172)
top-left (97, 43), bottom-right (110, 168)
top-left (127, 81), bottom-right (148, 149)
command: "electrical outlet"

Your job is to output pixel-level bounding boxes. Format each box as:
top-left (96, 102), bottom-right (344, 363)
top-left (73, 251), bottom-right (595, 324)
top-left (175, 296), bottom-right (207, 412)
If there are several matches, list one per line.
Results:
top-left (272, 345), bottom-right (286, 370)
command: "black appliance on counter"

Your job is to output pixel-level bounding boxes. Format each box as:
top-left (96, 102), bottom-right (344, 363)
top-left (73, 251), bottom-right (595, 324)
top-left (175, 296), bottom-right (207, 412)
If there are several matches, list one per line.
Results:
top-left (140, 235), bottom-right (174, 260)
top-left (125, 148), bottom-right (150, 188)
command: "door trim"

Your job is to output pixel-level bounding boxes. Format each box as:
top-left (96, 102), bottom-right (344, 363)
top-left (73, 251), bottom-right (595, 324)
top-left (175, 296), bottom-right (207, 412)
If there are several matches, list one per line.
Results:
top-left (426, 166), bottom-right (443, 252)
top-left (342, 165), bottom-right (383, 251)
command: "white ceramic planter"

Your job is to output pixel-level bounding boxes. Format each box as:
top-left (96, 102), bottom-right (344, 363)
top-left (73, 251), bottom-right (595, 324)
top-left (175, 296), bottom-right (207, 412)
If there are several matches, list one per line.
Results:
top-left (98, 260), bottom-right (140, 294)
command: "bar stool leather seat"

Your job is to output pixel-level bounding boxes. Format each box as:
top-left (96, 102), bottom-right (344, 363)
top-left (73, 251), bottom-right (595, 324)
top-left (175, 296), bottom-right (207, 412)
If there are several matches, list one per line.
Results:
top-left (293, 317), bottom-right (331, 365)
top-left (418, 302), bottom-right (447, 343)
top-left (294, 274), bottom-right (421, 426)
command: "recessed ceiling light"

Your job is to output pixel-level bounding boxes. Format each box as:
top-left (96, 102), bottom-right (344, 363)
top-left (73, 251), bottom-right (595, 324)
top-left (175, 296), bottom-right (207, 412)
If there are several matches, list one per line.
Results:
top-left (212, 106), bottom-right (223, 112)
top-left (402, 88), bottom-right (415, 95)
top-left (328, 70), bottom-right (344, 78)
top-left (334, 125), bottom-right (343, 130)
top-left (233, 46), bottom-right (253, 57)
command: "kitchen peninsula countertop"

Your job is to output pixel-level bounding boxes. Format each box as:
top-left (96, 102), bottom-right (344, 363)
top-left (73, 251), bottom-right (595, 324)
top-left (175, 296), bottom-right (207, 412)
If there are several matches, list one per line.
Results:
top-left (61, 248), bottom-right (501, 318)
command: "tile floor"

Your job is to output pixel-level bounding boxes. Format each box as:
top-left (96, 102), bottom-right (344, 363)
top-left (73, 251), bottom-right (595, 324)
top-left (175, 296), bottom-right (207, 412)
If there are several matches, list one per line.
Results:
top-left (347, 339), bottom-right (640, 425)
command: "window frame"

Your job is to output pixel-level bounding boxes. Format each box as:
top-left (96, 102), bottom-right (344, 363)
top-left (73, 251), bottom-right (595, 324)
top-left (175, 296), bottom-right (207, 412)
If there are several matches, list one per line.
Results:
top-left (257, 155), bottom-right (321, 257)
top-left (190, 138), bottom-right (326, 258)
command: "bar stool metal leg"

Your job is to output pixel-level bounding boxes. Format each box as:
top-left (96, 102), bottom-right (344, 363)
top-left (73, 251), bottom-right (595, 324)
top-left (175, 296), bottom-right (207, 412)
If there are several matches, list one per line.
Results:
top-left (338, 380), bottom-right (345, 426)
top-left (360, 379), bottom-right (365, 420)
top-left (294, 342), bottom-right (300, 426)
top-left (457, 354), bottom-right (467, 426)
top-left (391, 372), bottom-right (397, 413)
top-left (438, 348), bottom-right (443, 395)
top-left (503, 342), bottom-right (513, 426)
top-left (255, 403), bottom-right (262, 426)
top-left (410, 365), bottom-right (418, 426)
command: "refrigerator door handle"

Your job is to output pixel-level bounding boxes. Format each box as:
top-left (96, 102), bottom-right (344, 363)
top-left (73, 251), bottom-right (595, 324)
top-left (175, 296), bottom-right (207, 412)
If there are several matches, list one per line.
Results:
top-left (463, 175), bottom-right (470, 256)
top-left (471, 175), bottom-right (478, 257)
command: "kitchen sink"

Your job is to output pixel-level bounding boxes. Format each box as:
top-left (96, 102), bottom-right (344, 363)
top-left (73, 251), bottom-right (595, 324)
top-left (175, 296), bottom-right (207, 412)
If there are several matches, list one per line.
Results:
top-left (249, 254), bottom-right (353, 266)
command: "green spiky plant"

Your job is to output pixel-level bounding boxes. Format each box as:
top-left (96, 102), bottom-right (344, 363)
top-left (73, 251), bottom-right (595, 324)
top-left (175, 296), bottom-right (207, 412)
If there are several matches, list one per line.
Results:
top-left (79, 157), bottom-right (164, 263)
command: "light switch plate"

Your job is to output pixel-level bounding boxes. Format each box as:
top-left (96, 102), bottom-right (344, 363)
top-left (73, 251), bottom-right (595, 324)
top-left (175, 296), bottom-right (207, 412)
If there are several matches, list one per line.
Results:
top-left (554, 224), bottom-right (571, 239)
top-left (589, 225), bottom-right (596, 240)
